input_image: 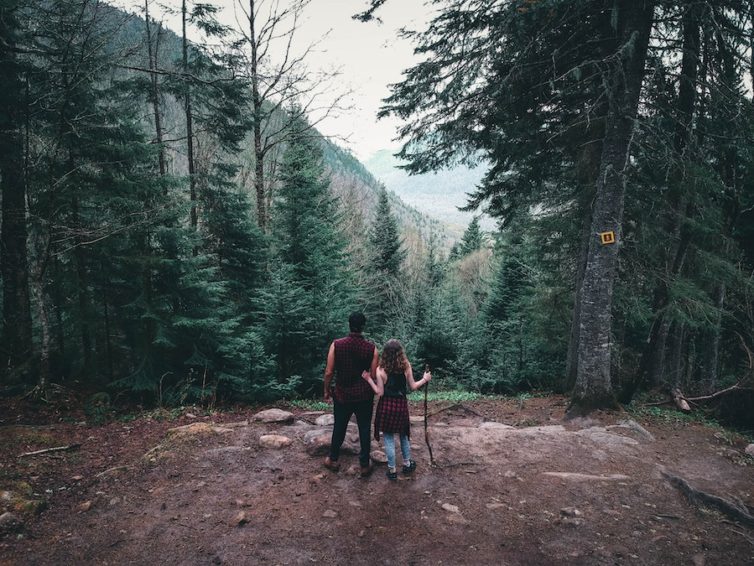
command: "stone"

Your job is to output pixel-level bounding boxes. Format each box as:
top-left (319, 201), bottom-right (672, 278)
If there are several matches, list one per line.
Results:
top-left (0, 512), bottom-right (22, 534)
top-left (442, 503), bottom-right (460, 514)
top-left (322, 509), bottom-right (337, 518)
top-left (252, 409), bottom-right (294, 424)
top-left (479, 422), bottom-right (514, 430)
top-left (446, 514), bottom-right (468, 525)
top-left (560, 507), bottom-right (583, 518)
top-left (234, 511), bottom-right (249, 526)
top-left (315, 414), bottom-right (334, 426)
top-left (745, 444), bottom-right (754, 458)
top-left (304, 429), bottom-right (332, 456)
top-left (259, 435), bottom-right (293, 449)
top-left (78, 501), bottom-right (92, 513)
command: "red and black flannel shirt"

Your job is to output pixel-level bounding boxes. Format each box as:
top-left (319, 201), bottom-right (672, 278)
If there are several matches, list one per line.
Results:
top-left (333, 332), bottom-right (375, 403)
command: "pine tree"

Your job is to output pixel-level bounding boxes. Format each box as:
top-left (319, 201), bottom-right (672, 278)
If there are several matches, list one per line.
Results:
top-left (458, 216), bottom-right (484, 257)
top-left (266, 123), bottom-right (355, 392)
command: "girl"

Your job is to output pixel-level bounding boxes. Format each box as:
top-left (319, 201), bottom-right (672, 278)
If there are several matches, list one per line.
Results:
top-left (362, 339), bottom-right (431, 480)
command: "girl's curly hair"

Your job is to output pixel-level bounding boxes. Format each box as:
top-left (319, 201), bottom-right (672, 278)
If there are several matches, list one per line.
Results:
top-left (379, 339), bottom-right (407, 375)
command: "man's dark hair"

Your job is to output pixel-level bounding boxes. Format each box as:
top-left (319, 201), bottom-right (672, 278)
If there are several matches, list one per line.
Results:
top-left (349, 312), bottom-right (366, 332)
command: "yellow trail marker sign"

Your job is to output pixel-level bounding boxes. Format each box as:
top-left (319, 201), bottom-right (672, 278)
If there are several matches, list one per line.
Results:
top-left (599, 231), bottom-right (616, 245)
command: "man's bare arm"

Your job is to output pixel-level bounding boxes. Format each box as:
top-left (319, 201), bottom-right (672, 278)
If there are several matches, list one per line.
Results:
top-left (324, 343), bottom-right (335, 401)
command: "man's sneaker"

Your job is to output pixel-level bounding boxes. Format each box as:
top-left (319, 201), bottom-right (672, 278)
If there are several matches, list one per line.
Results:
top-left (386, 468), bottom-right (398, 481)
top-left (402, 460), bottom-right (417, 475)
top-left (323, 457), bottom-right (340, 472)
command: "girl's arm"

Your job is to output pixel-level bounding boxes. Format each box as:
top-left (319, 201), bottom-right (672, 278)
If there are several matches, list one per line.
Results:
top-left (361, 367), bottom-right (385, 396)
top-left (405, 359), bottom-right (432, 391)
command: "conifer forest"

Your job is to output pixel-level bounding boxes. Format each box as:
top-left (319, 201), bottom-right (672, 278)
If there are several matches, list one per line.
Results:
top-left (0, 0), bottom-right (753, 423)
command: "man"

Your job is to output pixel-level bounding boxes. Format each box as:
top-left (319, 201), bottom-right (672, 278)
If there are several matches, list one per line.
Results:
top-left (323, 312), bottom-right (379, 477)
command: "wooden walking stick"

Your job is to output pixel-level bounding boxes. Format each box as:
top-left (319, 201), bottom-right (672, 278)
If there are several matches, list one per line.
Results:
top-left (423, 364), bottom-right (435, 466)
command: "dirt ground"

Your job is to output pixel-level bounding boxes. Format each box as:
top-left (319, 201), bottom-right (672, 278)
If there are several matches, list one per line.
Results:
top-left (1, 395), bottom-right (753, 565)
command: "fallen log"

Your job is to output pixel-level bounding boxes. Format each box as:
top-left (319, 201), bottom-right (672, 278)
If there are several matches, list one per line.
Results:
top-left (19, 443), bottom-right (81, 458)
top-left (661, 469), bottom-right (754, 528)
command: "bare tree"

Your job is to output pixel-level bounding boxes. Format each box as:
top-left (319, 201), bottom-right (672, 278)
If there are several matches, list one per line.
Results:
top-left (230, 0), bottom-right (348, 232)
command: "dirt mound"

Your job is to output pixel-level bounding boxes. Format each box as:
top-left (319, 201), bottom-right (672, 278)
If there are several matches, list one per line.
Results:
top-left (1, 397), bottom-right (752, 565)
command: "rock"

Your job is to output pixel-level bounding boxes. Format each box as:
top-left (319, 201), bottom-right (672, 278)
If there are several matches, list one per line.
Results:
top-left (234, 511), bottom-right (249, 526)
top-left (0, 512), bottom-right (22, 534)
top-left (446, 513), bottom-right (468, 525)
top-left (322, 509), bottom-right (337, 518)
top-left (315, 414), bottom-right (334, 426)
top-left (745, 444), bottom-right (754, 457)
top-left (185, 413), bottom-right (197, 418)
top-left (560, 507), bottom-right (583, 518)
top-left (71, 475), bottom-right (84, 481)
top-left (692, 554), bottom-right (705, 566)
top-left (78, 500), bottom-right (92, 513)
top-left (259, 435), bottom-right (293, 449)
top-left (479, 422), bottom-right (514, 430)
top-left (304, 429), bottom-right (332, 456)
top-left (346, 465), bottom-right (360, 476)
top-left (486, 503), bottom-right (505, 509)
top-left (441, 503), bottom-right (460, 514)
top-left (410, 416), bottom-right (424, 423)
top-left (613, 419), bottom-right (655, 442)
top-left (252, 409), bottom-right (294, 424)
top-left (560, 517), bottom-right (585, 527)
top-left (303, 429), bottom-right (357, 456)
top-left (109, 497), bottom-right (120, 506)
top-left (370, 450), bottom-right (387, 464)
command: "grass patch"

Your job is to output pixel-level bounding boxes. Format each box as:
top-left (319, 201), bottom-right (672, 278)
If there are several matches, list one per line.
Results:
top-left (289, 399), bottom-right (331, 412)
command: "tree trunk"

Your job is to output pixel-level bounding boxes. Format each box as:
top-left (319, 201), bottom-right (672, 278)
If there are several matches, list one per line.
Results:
top-left (71, 193), bottom-right (93, 379)
top-left (0, 3), bottom-right (33, 381)
top-left (249, 0), bottom-right (266, 231)
top-left (144, 0), bottom-right (166, 178)
top-left (182, 0), bottom-right (198, 232)
top-left (570, 0), bottom-right (655, 414)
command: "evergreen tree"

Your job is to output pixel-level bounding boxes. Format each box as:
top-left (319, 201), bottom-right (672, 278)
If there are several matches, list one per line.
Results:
top-left (458, 216), bottom-right (484, 257)
top-left (266, 123), bottom-right (355, 393)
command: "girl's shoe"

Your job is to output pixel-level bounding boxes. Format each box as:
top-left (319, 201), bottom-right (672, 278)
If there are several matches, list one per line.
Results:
top-left (402, 461), bottom-right (417, 475)
top-left (386, 468), bottom-right (398, 481)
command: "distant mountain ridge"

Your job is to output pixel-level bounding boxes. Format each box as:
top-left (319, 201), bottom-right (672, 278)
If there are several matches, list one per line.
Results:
top-left (365, 149), bottom-right (493, 236)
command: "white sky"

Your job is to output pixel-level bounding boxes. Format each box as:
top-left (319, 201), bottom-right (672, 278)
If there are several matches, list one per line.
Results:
top-left (116, 0), bottom-right (434, 160)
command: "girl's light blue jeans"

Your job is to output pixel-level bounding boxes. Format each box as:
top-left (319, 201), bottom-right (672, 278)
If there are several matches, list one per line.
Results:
top-left (383, 433), bottom-right (411, 470)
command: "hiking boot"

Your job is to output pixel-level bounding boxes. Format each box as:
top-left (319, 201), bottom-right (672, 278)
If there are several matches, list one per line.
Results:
top-left (359, 463), bottom-right (374, 478)
top-left (323, 457), bottom-right (340, 472)
top-left (402, 460), bottom-right (417, 475)
top-left (386, 468), bottom-right (398, 481)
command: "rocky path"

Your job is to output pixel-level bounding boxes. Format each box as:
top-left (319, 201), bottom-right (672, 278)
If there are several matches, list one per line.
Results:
top-left (1, 398), bottom-right (753, 565)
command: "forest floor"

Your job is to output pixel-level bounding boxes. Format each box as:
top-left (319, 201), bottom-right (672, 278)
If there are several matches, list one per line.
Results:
top-left (0, 393), bottom-right (753, 565)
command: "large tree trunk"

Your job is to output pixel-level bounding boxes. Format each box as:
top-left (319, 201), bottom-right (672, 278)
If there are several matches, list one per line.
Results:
top-left (0, 3), bottom-right (33, 381)
top-left (569, 0), bottom-right (655, 414)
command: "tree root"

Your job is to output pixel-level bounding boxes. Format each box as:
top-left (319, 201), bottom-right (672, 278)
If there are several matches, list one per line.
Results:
top-left (661, 469), bottom-right (754, 528)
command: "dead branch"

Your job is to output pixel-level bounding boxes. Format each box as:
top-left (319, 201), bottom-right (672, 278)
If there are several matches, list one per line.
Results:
top-left (661, 469), bottom-right (754, 528)
top-left (671, 388), bottom-right (691, 412)
top-left (19, 443), bottom-right (81, 458)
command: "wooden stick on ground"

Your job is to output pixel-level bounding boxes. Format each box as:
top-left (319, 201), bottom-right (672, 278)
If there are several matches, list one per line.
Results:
top-left (19, 443), bottom-right (81, 458)
top-left (424, 365), bottom-right (435, 466)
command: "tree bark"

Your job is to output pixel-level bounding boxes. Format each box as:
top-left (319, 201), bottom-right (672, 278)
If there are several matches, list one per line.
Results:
top-left (0, 2), bottom-right (33, 381)
top-left (182, 0), bottom-right (198, 232)
top-left (570, 0), bottom-right (655, 414)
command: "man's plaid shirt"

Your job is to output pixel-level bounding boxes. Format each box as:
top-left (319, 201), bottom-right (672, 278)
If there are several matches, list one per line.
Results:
top-left (332, 332), bottom-right (375, 403)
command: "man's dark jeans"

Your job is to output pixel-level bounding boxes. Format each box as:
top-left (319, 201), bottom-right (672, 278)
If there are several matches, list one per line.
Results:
top-left (329, 398), bottom-right (373, 467)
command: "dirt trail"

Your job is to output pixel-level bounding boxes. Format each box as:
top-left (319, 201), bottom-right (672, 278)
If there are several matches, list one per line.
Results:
top-left (1, 397), bottom-right (753, 565)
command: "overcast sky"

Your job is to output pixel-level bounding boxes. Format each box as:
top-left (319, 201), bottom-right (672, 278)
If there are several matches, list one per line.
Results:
top-left (117, 0), bottom-right (434, 160)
